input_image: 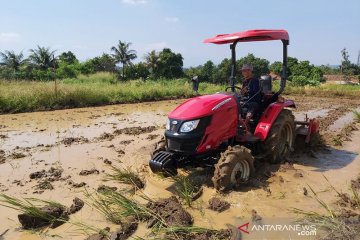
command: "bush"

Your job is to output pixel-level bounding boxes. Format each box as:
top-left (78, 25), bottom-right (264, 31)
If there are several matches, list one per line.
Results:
top-left (56, 62), bottom-right (80, 79)
top-left (290, 75), bottom-right (321, 87)
top-left (124, 62), bottom-right (150, 80)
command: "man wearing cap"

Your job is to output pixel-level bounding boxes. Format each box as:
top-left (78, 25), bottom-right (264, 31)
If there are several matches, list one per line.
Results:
top-left (240, 64), bottom-right (261, 126)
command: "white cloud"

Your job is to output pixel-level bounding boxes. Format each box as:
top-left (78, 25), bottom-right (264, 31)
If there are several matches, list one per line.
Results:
top-left (165, 17), bottom-right (179, 23)
top-left (122, 0), bottom-right (147, 5)
top-left (145, 42), bottom-right (167, 51)
top-left (0, 32), bottom-right (20, 43)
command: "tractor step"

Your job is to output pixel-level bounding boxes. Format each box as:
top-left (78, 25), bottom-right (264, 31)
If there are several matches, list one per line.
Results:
top-left (149, 151), bottom-right (178, 176)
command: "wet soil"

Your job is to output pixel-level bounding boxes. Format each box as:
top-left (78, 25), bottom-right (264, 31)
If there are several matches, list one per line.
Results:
top-left (1, 97), bottom-right (360, 239)
top-left (146, 196), bottom-right (193, 227)
top-left (208, 197), bottom-right (231, 212)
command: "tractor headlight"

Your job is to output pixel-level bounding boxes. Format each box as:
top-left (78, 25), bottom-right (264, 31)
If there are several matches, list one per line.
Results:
top-left (166, 119), bottom-right (170, 130)
top-left (180, 119), bottom-right (200, 133)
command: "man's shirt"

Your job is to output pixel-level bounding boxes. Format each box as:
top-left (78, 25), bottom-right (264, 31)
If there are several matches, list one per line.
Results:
top-left (242, 77), bottom-right (262, 104)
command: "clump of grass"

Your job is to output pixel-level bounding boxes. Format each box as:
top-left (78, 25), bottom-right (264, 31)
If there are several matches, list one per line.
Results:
top-left (0, 194), bottom-right (67, 227)
top-left (353, 110), bottom-right (360, 122)
top-left (85, 189), bottom-right (164, 226)
top-left (332, 136), bottom-right (343, 146)
top-left (172, 175), bottom-right (202, 207)
top-left (104, 165), bottom-right (144, 189)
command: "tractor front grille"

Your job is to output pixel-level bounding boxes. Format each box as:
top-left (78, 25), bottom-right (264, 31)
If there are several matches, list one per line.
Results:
top-left (167, 136), bottom-right (202, 154)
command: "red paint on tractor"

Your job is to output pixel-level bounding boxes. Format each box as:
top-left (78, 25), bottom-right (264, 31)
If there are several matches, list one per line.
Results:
top-left (196, 96), bottom-right (238, 153)
top-left (169, 93), bottom-right (234, 120)
top-left (254, 100), bottom-right (296, 141)
top-left (204, 29), bottom-right (289, 45)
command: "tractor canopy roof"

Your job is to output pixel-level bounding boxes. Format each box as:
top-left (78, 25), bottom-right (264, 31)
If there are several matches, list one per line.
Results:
top-left (204, 29), bottom-right (289, 44)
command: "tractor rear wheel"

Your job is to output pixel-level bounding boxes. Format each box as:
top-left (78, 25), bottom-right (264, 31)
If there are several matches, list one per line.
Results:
top-left (264, 109), bottom-right (295, 163)
top-left (212, 145), bottom-right (254, 192)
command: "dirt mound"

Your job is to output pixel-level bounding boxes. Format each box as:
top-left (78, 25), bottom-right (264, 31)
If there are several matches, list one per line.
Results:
top-left (97, 185), bottom-right (118, 193)
top-left (208, 197), bottom-right (230, 212)
top-left (110, 216), bottom-right (138, 240)
top-left (67, 197), bottom-right (84, 214)
top-left (96, 132), bottom-right (115, 141)
top-left (146, 196), bottom-right (193, 227)
top-left (113, 126), bottom-right (157, 135)
top-left (29, 167), bottom-right (65, 193)
top-left (86, 217), bottom-right (137, 240)
top-left (18, 205), bottom-right (68, 229)
top-left (85, 228), bottom-right (110, 240)
top-left (0, 150), bottom-right (6, 164)
top-left (146, 134), bottom-right (159, 140)
top-left (79, 168), bottom-right (100, 176)
top-left (337, 192), bottom-right (359, 209)
top-left (17, 197), bottom-right (84, 229)
top-left (61, 137), bottom-right (89, 146)
top-left (9, 152), bottom-right (26, 159)
top-left (351, 176), bottom-right (360, 190)
top-left (30, 167), bottom-right (63, 179)
top-left (35, 180), bottom-right (54, 191)
top-left (68, 180), bottom-right (86, 188)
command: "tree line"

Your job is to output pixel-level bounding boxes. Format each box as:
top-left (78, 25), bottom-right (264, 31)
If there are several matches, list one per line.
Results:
top-left (1, 42), bottom-right (359, 86)
top-left (0, 41), bottom-right (184, 81)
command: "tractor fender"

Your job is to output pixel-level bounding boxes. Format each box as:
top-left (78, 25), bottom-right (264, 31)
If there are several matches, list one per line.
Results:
top-left (254, 100), bottom-right (296, 141)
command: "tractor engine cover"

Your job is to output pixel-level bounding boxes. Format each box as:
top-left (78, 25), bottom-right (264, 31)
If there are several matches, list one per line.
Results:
top-left (165, 93), bottom-right (238, 154)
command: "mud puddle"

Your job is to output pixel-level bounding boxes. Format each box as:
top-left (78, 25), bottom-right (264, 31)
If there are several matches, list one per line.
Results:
top-left (1, 96), bottom-right (360, 239)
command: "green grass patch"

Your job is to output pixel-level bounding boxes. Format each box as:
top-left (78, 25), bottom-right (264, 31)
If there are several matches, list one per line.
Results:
top-left (1, 73), bottom-right (360, 114)
top-left (0, 73), bottom-right (223, 113)
top-left (274, 81), bottom-right (360, 98)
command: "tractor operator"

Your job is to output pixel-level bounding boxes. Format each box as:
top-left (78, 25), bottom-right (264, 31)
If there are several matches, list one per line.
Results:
top-left (240, 64), bottom-right (261, 126)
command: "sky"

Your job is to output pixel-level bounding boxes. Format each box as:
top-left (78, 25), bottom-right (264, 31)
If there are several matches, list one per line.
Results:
top-left (0, 0), bottom-right (359, 67)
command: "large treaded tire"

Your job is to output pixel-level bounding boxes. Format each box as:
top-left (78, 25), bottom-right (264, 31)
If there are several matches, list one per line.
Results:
top-left (264, 109), bottom-right (295, 164)
top-left (212, 145), bottom-right (254, 192)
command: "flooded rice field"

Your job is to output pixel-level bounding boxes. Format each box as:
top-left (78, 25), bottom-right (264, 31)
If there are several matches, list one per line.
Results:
top-left (0, 96), bottom-right (360, 240)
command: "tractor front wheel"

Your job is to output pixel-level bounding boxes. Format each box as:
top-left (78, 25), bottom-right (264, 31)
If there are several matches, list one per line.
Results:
top-left (212, 145), bottom-right (254, 192)
top-left (264, 109), bottom-right (295, 163)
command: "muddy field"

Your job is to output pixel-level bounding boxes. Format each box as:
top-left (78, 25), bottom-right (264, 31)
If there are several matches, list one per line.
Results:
top-left (0, 96), bottom-right (360, 240)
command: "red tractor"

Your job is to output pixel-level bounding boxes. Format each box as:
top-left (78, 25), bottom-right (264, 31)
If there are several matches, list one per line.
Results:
top-left (149, 29), bottom-right (319, 191)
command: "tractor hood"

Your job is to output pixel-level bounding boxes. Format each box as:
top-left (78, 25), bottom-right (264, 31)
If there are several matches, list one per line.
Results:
top-left (168, 93), bottom-right (235, 120)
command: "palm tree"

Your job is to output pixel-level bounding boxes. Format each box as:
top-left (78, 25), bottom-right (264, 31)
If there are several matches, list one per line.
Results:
top-left (144, 50), bottom-right (160, 79)
top-left (111, 41), bottom-right (137, 79)
top-left (28, 46), bottom-right (56, 70)
top-left (0, 50), bottom-right (26, 71)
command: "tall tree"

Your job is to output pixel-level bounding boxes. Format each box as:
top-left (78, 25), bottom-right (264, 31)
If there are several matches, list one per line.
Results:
top-left (111, 41), bottom-right (137, 79)
top-left (59, 51), bottom-right (78, 65)
top-left (29, 46), bottom-right (56, 70)
top-left (144, 50), bottom-right (160, 78)
top-left (157, 48), bottom-right (183, 79)
top-left (0, 50), bottom-right (26, 71)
